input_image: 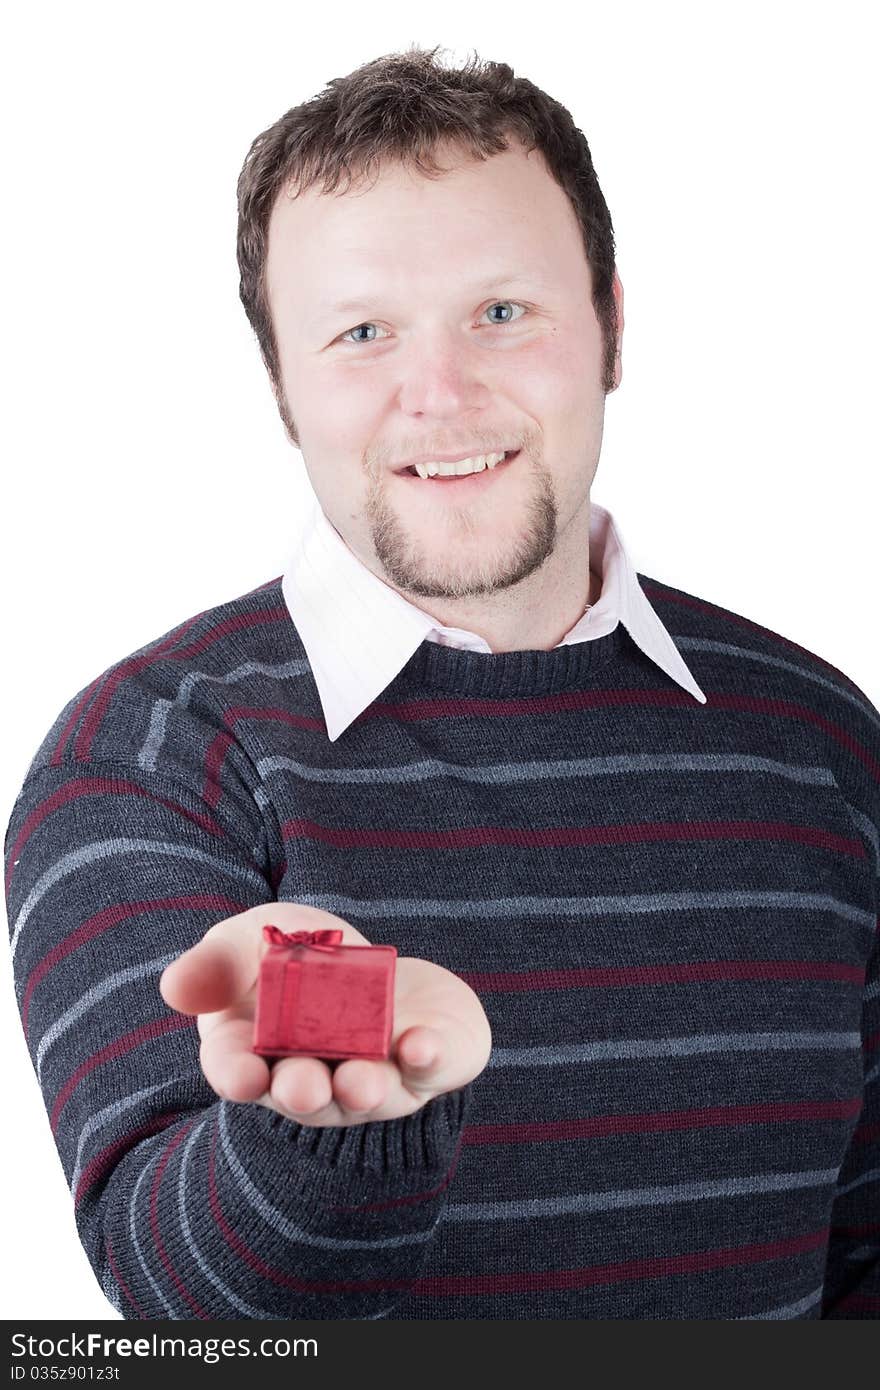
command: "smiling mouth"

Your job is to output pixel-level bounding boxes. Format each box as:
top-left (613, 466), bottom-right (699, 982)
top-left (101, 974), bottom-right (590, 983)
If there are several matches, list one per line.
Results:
top-left (397, 449), bottom-right (520, 481)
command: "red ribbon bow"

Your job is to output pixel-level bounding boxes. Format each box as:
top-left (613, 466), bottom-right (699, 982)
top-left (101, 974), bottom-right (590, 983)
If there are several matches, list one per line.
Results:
top-left (262, 924), bottom-right (344, 951)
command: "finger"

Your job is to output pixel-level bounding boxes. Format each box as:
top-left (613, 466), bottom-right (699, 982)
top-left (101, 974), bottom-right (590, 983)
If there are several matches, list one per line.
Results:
top-left (160, 902), bottom-right (373, 1017)
top-left (330, 1058), bottom-right (389, 1114)
top-left (282, 1030), bottom-right (448, 1127)
top-left (270, 1057), bottom-right (396, 1129)
top-left (160, 921), bottom-right (263, 1016)
top-left (268, 1054), bottom-right (336, 1119)
top-left (393, 1025), bottom-right (447, 1092)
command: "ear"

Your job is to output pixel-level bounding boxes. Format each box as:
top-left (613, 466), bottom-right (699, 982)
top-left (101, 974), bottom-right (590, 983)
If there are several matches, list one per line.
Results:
top-left (612, 269), bottom-right (625, 391)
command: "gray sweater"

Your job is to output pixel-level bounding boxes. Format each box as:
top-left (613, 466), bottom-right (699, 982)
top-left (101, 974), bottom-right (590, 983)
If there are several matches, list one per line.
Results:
top-left (4, 571), bottom-right (879, 1318)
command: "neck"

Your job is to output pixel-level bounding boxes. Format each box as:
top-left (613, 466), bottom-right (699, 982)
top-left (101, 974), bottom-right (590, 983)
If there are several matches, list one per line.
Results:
top-left (413, 517), bottom-right (599, 653)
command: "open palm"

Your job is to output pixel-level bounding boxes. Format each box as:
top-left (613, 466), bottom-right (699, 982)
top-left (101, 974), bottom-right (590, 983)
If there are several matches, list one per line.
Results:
top-left (160, 901), bottom-right (492, 1127)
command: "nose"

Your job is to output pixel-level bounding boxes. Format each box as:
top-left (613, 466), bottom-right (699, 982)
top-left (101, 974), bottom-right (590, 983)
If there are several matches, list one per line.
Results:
top-left (396, 329), bottom-right (491, 420)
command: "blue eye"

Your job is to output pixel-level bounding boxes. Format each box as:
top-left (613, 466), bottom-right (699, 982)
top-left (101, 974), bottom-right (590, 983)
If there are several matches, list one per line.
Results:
top-left (484, 300), bottom-right (527, 325)
top-left (338, 301), bottom-right (528, 345)
top-left (342, 323), bottom-right (387, 344)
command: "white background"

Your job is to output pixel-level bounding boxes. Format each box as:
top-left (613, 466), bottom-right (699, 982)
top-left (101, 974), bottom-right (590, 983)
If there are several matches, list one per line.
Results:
top-left (2, 0), bottom-right (877, 1321)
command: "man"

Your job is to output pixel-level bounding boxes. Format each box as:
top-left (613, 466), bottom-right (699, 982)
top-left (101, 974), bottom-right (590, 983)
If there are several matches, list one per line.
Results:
top-left (5, 47), bottom-right (879, 1321)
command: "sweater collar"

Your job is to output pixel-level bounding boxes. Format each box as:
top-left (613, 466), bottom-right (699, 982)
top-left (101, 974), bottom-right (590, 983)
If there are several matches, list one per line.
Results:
top-left (282, 492), bottom-right (707, 741)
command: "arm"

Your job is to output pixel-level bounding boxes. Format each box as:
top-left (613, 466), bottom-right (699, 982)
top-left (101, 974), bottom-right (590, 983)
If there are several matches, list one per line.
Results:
top-left (4, 760), bottom-right (468, 1320)
top-left (821, 922), bottom-right (880, 1318)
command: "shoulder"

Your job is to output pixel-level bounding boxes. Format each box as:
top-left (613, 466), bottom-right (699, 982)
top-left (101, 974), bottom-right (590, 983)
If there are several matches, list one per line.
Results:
top-left (638, 569), bottom-right (880, 844)
top-left (638, 569), bottom-right (878, 711)
top-left (19, 574), bottom-right (305, 783)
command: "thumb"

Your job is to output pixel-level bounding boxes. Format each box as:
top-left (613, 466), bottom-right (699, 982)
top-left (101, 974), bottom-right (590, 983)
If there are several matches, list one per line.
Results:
top-left (159, 901), bottom-right (372, 1017)
top-left (160, 914), bottom-right (265, 1015)
top-left (395, 1024), bottom-right (465, 1095)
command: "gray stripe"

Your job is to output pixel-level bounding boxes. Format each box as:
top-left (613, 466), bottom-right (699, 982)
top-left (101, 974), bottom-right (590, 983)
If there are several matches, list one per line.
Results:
top-left (178, 1117), bottom-right (270, 1318)
top-left (256, 750), bottom-right (839, 788)
top-left (837, 800), bottom-right (879, 876)
top-left (71, 1079), bottom-right (184, 1197)
top-left (99, 1266), bottom-right (124, 1316)
top-left (128, 1146), bottom-right (178, 1317)
top-left (140, 660), bottom-right (308, 770)
top-left (289, 889), bottom-right (873, 929)
top-left (9, 838), bottom-right (267, 959)
top-left (138, 700), bottom-right (172, 776)
top-left (217, 1101), bottom-right (436, 1251)
top-left (866, 1059), bottom-right (880, 1088)
top-left (37, 954), bottom-right (178, 1078)
top-left (846, 1245), bottom-right (878, 1261)
top-left (488, 1030), bottom-right (860, 1068)
top-left (832, 1166), bottom-right (880, 1198)
top-left (445, 1167), bottom-right (840, 1222)
top-left (735, 1284), bottom-right (825, 1319)
top-left (674, 636), bottom-right (880, 732)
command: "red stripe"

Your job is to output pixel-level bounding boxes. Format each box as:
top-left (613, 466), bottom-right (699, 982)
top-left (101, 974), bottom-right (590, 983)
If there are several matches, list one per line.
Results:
top-left (206, 1115), bottom-right (314, 1289)
top-left (360, 688), bottom-right (880, 781)
top-left (201, 706), bottom-right (326, 805)
top-left (50, 673), bottom-right (103, 767)
top-left (408, 1227), bottom-right (830, 1296)
top-left (206, 689), bottom-right (877, 793)
top-left (639, 580), bottom-right (873, 699)
top-left (21, 893), bottom-right (248, 1035)
top-left (328, 1135), bottom-right (465, 1214)
top-left (833, 1291), bottom-right (880, 1313)
top-left (148, 1119), bottom-right (209, 1318)
top-left (706, 693), bottom-right (880, 780)
top-left (203, 732), bottom-right (236, 812)
top-left (69, 608), bottom-right (289, 763)
top-left (206, 1110), bottom-right (830, 1298)
top-left (463, 1097), bottom-right (864, 1145)
top-left (75, 1110), bottom-right (189, 1206)
top-left (6, 775), bottom-right (227, 895)
top-left (210, 704), bottom-right (323, 732)
top-left (104, 1234), bottom-right (147, 1319)
top-left (196, 1224), bottom-right (830, 1299)
top-left (205, 1117), bottom-right (456, 1286)
top-left (53, 616), bottom-right (202, 765)
top-left (460, 959), bottom-right (866, 992)
top-left (50, 1015), bottom-right (193, 1132)
top-left (279, 816), bottom-right (866, 858)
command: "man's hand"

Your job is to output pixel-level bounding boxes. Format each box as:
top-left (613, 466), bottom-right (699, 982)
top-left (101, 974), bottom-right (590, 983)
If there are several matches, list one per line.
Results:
top-left (159, 902), bottom-right (492, 1127)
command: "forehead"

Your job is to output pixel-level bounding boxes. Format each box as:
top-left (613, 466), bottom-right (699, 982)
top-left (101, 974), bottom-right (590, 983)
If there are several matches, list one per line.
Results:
top-left (265, 139), bottom-right (587, 304)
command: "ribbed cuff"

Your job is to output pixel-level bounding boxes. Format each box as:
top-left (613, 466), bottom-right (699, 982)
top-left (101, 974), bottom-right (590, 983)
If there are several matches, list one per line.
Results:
top-left (220, 1086), bottom-right (469, 1209)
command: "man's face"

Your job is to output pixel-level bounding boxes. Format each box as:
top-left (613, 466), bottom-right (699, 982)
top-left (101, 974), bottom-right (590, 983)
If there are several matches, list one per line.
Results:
top-left (265, 137), bottom-right (623, 603)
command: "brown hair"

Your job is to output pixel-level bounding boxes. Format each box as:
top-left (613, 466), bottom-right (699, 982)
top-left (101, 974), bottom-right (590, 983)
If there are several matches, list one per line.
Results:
top-left (236, 45), bottom-right (619, 445)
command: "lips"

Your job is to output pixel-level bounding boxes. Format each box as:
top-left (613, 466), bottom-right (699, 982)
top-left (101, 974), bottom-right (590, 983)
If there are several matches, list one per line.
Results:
top-left (398, 450), bottom-right (520, 480)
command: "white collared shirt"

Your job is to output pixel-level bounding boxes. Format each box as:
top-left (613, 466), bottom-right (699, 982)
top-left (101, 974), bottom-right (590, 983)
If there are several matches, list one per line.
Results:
top-left (282, 492), bottom-right (707, 741)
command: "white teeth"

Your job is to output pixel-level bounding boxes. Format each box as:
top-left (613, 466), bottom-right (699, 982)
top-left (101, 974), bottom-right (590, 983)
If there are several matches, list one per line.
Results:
top-left (413, 450), bottom-right (508, 480)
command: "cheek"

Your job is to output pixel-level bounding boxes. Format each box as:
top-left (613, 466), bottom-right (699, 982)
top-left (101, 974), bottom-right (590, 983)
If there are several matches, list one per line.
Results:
top-left (509, 334), bottom-right (598, 423)
top-left (290, 363), bottom-right (385, 462)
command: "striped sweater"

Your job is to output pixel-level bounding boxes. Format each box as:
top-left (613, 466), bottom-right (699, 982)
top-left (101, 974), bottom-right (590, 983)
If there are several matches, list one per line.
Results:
top-left (4, 569), bottom-right (880, 1319)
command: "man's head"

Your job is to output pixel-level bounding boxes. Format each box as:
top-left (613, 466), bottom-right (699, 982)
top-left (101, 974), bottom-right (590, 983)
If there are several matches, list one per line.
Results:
top-left (236, 47), bottom-right (623, 608)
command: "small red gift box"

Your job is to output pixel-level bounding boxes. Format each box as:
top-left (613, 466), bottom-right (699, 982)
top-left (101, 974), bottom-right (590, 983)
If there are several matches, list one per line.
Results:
top-left (252, 924), bottom-right (397, 1061)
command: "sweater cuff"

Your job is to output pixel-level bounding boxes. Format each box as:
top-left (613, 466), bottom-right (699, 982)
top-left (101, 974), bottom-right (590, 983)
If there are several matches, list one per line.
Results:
top-left (219, 1086), bottom-right (469, 1207)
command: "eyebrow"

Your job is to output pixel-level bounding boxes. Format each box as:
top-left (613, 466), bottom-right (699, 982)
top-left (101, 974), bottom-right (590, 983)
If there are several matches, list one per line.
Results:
top-left (316, 271), bottom-right (548, 322)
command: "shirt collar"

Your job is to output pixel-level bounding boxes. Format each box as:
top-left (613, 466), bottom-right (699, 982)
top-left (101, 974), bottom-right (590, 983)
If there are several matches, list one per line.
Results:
top-left (282, 491), bottom-right (707, 741)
